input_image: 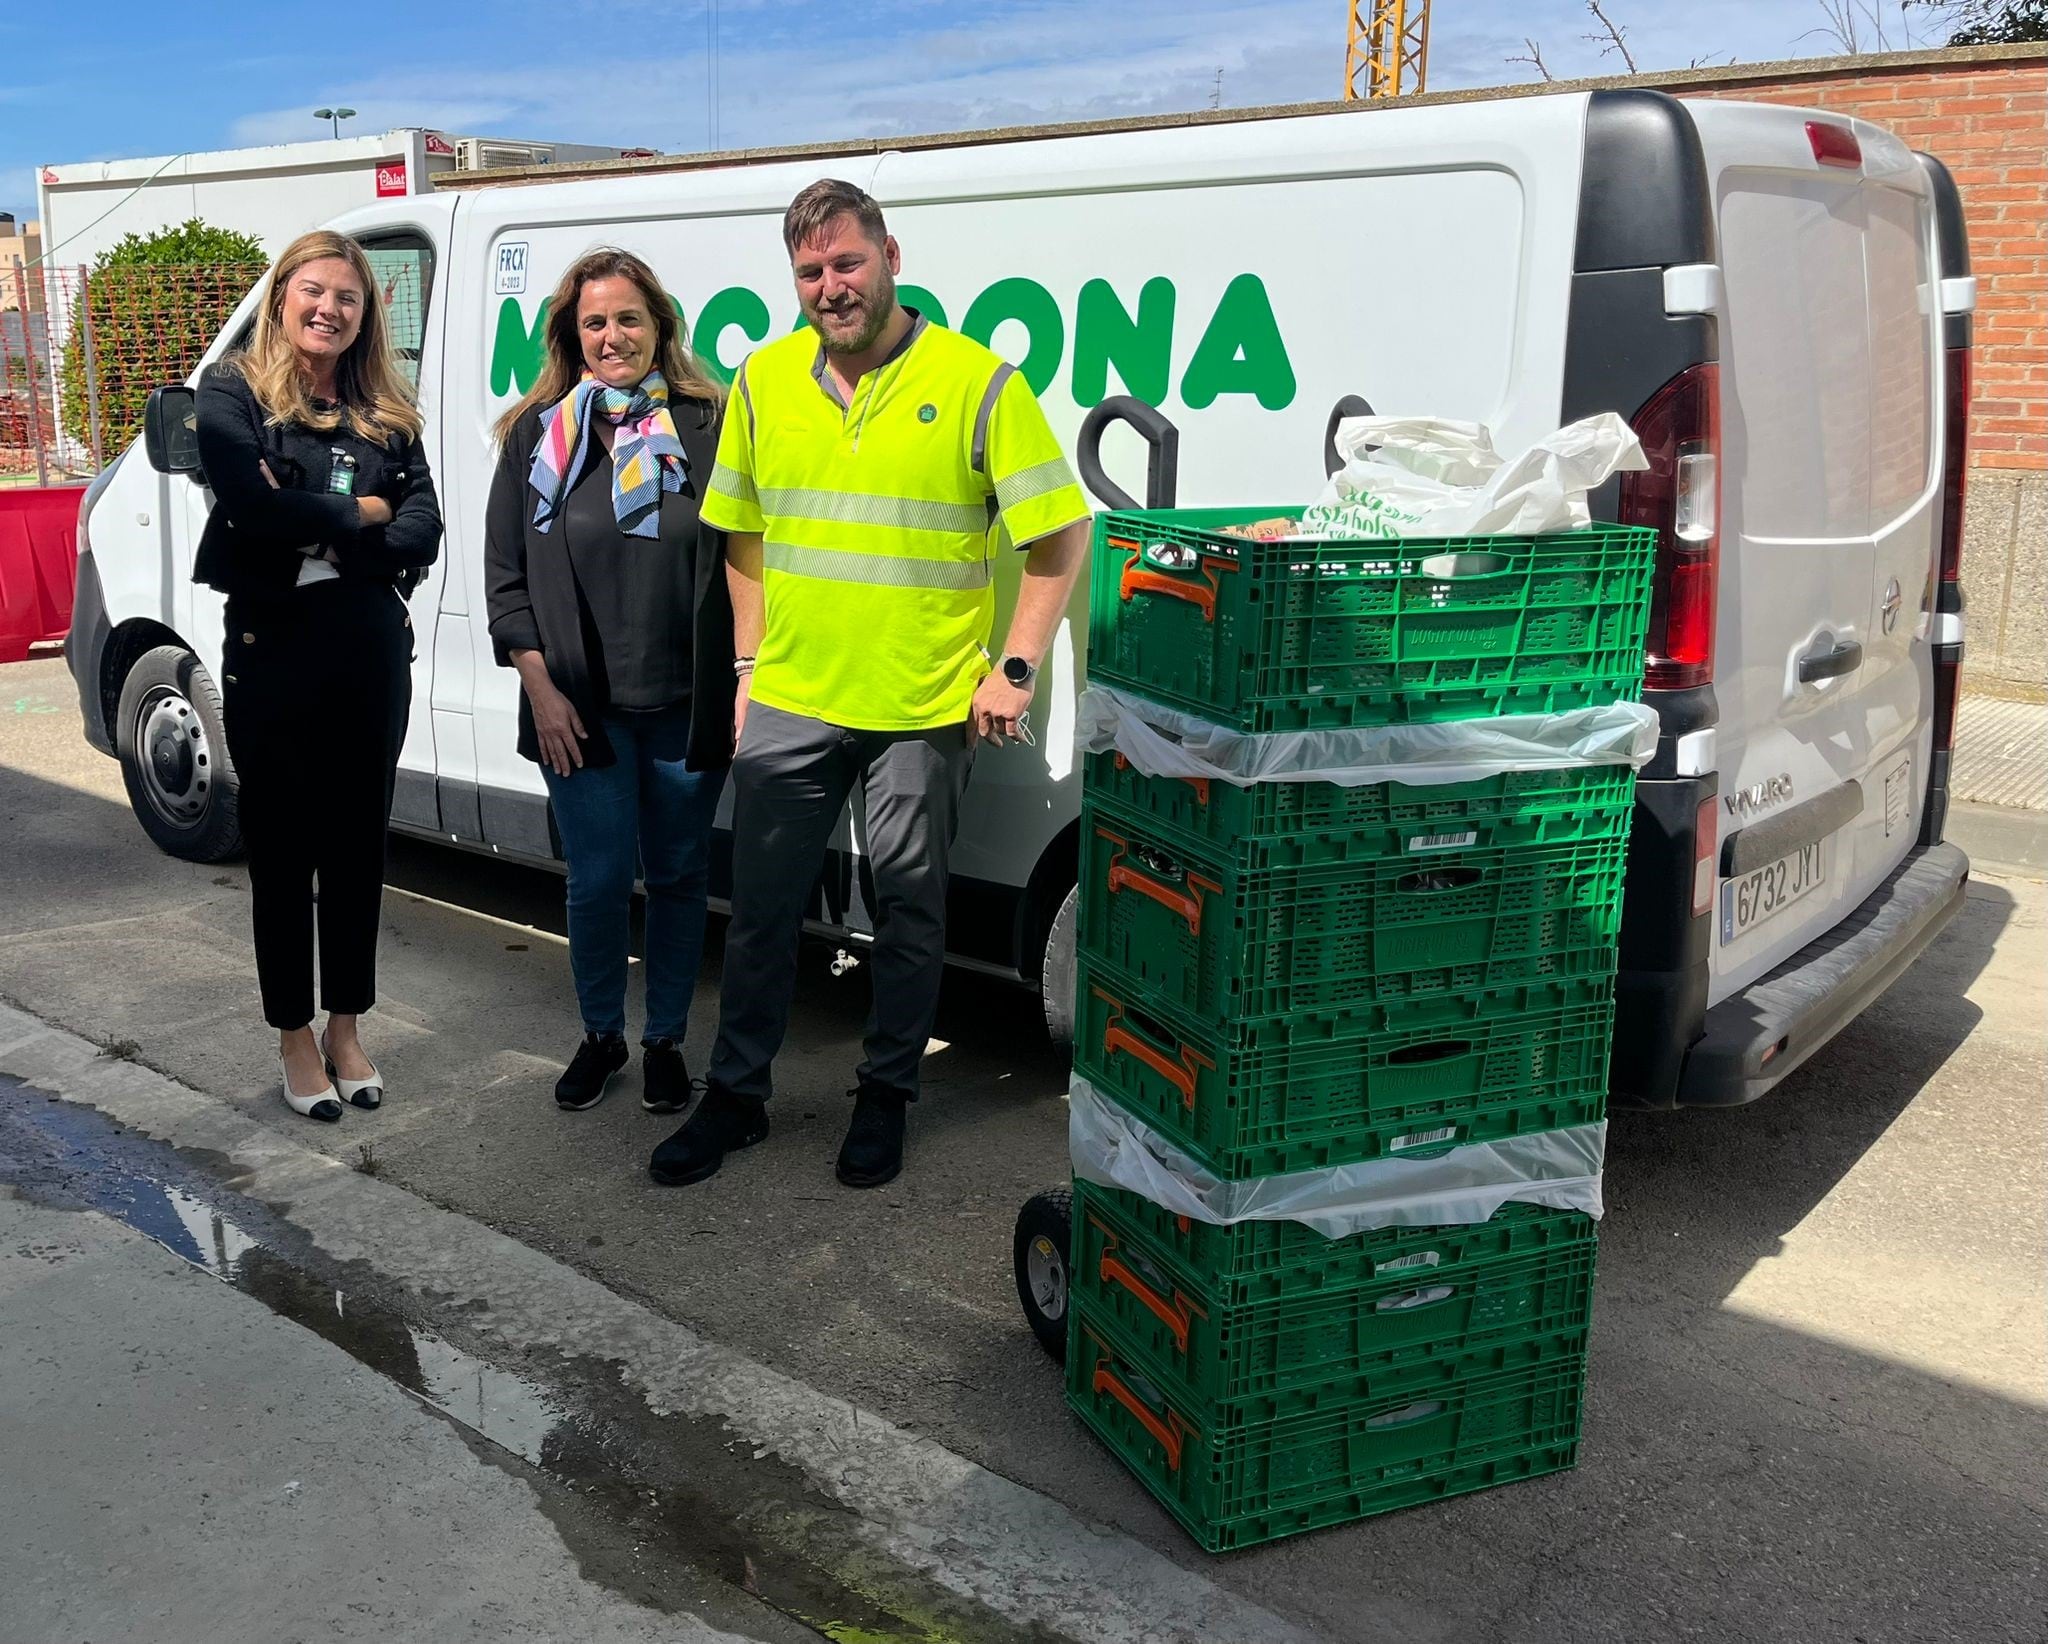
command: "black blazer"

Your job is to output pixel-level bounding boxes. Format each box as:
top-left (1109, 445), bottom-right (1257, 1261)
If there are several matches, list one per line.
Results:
top-left (484, 395), bottom-right (736, 773)
top-left (192, 364), bottom-right (442, 600)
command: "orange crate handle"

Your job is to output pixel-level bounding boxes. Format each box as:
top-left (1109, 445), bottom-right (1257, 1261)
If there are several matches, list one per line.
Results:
top-left (1099, 1252), bottom-right (1194, 1354)
top-left (1115, 547), bottom-right (1235, 624)
top-left (1092, 1365), bottom-right (1184, 1471)
top-left (1102, 838), bottom-right (1212, 936)
top-left (1103, 1021), bottom-right (1202, 1109)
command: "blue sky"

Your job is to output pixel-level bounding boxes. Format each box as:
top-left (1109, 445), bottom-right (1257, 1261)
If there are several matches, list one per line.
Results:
top-left (0, 0), bottom-right (1940, 229)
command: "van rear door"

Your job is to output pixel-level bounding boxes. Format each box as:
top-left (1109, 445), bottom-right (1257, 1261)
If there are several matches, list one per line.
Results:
top-left (1699, 108), bottom-right (1942, 1003)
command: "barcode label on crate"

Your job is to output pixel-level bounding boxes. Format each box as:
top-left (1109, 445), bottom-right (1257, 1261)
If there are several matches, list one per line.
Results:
top-left (1374, 1249), bottom-right (1443, 1273)
top-left (1407, 829), bottom-right (1478, 853)
top-left (1389, 1126), bottom-right (1459, 1151)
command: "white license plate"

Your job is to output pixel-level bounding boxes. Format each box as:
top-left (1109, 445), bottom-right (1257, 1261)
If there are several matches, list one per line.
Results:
top-left (1720, 842), bottom-right (1828, 944)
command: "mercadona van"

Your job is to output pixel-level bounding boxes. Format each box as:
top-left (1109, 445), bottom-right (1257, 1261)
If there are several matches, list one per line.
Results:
top-left (67, 86), bottom-right (1973, 1110)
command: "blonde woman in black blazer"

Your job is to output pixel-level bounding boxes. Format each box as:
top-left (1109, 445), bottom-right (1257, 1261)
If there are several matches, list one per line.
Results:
top-left (194, 229), bottom-right (441, 1122)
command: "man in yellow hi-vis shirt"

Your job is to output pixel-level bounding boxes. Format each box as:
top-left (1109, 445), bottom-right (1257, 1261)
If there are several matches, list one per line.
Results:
top-left (650, 178), bottom-right (1091, 1191)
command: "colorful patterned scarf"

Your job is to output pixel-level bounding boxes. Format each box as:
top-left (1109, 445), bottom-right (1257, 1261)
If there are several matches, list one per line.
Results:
top-left (529, 371), bottom-right (688, 539)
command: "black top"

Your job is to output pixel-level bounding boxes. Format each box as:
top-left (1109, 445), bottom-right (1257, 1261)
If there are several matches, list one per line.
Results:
top-left (192, 364), bottom-right (442, 603)
top-left (484, 395), bottom-right (736, 774)
top-left (557, 443), bottom-right (698, 712)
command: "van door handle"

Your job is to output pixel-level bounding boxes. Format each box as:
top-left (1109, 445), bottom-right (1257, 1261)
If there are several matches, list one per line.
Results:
top-left (1797, 639), bottom-right (1863, 683)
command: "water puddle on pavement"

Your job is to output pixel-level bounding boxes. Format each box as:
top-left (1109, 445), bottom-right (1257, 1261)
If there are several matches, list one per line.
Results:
top-left (0, 1085), bottom-right (1055, 1644)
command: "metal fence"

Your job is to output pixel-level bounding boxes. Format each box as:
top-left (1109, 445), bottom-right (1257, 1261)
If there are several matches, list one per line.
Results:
top-left (2, 261), bottom-right (268, 484)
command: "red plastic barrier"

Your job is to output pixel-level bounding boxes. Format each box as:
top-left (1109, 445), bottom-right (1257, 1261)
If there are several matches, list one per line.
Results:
top-left (0, 484), bottom-right (85, 664)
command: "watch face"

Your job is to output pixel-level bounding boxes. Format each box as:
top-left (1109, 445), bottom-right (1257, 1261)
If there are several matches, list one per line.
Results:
top-left (1003, 656), bottom-right (1030, 685)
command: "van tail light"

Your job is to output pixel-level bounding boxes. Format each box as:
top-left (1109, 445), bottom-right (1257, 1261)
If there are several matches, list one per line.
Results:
top-left (1692, 797), bottom-right (1718, 919)
top-left (1938, 346), bottom-right (1970, 590)
top-left (1806, 121), bottom-right (1863, 169)
top-left (1931, 344), bottom-right (1971, 760)
top-left (1930, 657), bottom-right (1962, 758)
top-left (1622, 363), bottom-right (1721, 691)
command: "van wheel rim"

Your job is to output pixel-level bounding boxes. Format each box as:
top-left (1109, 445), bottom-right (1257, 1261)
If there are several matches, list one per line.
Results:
top-left (136, 686), bottom-right (212, 828)
top-left (1026, 1235), bottom-right (1068, 1319)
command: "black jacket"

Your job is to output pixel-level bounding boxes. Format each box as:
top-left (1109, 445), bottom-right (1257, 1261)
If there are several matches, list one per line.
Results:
top-left (192, 364), bottom-right (442, 601)
top-left (484, 395), bottom-right (736, 773)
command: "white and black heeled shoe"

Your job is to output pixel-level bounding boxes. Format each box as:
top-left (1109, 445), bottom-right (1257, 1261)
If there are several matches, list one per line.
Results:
top-left (321, 1030), bottom-right (384, 1110)
top-left (279, 1055), bottom-right (344, 1123)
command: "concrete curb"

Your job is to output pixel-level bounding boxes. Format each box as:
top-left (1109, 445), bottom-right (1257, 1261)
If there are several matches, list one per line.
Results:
top-left (0, 1002), bottom-right (1325, 1644)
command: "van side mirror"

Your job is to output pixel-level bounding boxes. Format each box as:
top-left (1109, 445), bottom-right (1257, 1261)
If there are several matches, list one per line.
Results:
top-left (143, 386), bottom-right (201, 476)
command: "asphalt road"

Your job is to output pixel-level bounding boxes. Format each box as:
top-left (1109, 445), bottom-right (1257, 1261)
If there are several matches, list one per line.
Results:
top-left (3, 656), bottom-right (2042, 1643)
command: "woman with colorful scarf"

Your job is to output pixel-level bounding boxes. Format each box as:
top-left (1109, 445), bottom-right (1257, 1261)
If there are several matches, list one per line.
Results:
top-left (485, 248), bottom-right (736, 1115)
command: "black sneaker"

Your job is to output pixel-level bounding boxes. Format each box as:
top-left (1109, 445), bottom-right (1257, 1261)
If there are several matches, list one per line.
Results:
top-left (648, 1083), bottom-right (769, 1186)
top-left (641, 1039), bottom-right (692, 1113)
top-left (835, 1081), bottom-right (911, 1189)
top-left (555, 1032), bottom-right (628, 1111)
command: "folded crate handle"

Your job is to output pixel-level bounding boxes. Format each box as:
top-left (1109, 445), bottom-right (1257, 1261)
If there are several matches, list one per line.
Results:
top-left (1113, 751), bottom-right (1209, 807)
top-left (1114, 547), bottom-right (1234, 624)
top-left (1366, 1399), bottom-right (1445, 1430)
top-left (1418, 550), bottom-right (1514, 580)
top-left (1374, 1284), bottom-right (1457, 1313)
top-left (1099, 995), bottom-right (1211, 1109)
top-left (1103, 1023), bottom-right (1203, 1108)
top-left (1092, 1365), bottom-right (1185, 1471)
top-left (1098, 1247), bottom-right (1197, 1354)
top-left (1385, 1039), bottom-right (1471, 1066)
top-left (1395, 865), bottom-right (1483, 896)
top-left (1101, 832), bottom-right (1215, 935)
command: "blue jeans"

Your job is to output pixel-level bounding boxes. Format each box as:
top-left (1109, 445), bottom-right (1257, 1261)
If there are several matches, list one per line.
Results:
top-left (541, 705), bottom-right (726, 1042)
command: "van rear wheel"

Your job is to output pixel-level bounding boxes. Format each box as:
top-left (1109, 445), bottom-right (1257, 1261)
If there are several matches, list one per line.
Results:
top-left (115, 644), bottom-right (242, 862)
top-left (1039, 883), bottom-right (1079, 1047)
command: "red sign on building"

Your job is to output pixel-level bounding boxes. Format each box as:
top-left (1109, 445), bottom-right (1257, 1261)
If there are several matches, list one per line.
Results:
top-left (375, 162), bottom-right (407, 198)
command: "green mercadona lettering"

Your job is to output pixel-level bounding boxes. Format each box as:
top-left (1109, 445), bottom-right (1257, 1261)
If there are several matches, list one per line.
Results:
top-left (490, 274), bottom-right (1297, 412)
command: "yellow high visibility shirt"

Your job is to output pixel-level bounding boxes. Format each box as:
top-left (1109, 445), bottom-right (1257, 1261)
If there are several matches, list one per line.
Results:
top-left (701, 312), bottom-right (1090, 731)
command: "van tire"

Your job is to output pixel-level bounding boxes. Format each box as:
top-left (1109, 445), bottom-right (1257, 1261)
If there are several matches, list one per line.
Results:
top-left (114, 644), bottom-right (242, 863)
top-left (1039, 883), bottom-right (1079, 1047)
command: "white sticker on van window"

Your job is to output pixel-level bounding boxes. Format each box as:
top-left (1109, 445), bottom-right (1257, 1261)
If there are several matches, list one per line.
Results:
top-left (494, 242), bottom-right (529, 296)
top-left (1407, 829), bottom-right (1478, 853)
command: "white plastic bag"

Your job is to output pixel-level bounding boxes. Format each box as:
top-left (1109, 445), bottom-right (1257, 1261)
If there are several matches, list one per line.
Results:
top-left (1076, 684), bottom-right (1658, 788)
top-left (1301, 413), bottom-right (1648, 540)
top-left (1069, 1077), bottom-right (1605, 1235)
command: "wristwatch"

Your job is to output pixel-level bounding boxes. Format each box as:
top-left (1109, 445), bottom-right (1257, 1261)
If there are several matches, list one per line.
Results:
top-left (1000, 654), bottom-right (1037, 689)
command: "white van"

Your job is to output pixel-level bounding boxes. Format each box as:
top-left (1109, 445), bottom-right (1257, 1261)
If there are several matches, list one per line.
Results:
top-left (67, 87), bottom-right (1972, 1109)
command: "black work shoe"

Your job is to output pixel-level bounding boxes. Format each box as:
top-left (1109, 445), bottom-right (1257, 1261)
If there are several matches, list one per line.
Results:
top-left (835, 1081), bottom-right (911, 1189)
top-left (555, 1032), bottom-right (628, 1111)
top-left (649, 1083), bottom-right (768, 1186)
top-left (641, 1038), bottom-right (692, 1113)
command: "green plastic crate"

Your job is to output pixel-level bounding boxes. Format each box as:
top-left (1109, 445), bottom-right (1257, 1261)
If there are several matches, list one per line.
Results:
top-left (1068, 1309), bottom-right (1586, 1552)
top-left (1081, 755), bottom-right (1637, 865)
top-left (1085, 508), bottom-right (1657, 734)
top-left (1076, 1184), bottom-right (1597, 1308)
top-left (1073, 1184), bottom-right (1597, 1418)
top-left (1080, 796), bottom-right (1626, 1027)
top-left (1075, 956), bottom-right (1611, 1178)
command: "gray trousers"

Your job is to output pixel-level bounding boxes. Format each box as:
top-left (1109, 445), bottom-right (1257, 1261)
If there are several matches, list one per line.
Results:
top-left (709, 701), bottom-right (973, 1102)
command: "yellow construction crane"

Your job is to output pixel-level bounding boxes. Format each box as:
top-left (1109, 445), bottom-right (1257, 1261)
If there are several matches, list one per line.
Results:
top-left (1344, 0), bottom-right (1431, 101)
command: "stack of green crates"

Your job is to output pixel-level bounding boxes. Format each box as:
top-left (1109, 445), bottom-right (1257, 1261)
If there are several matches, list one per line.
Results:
top-left (1066, 505), bottom-right (1659, 1552)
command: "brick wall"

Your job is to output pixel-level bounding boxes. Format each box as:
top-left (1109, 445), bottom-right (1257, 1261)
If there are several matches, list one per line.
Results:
top-left (1664, 45), bottom-right (2046, 477)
